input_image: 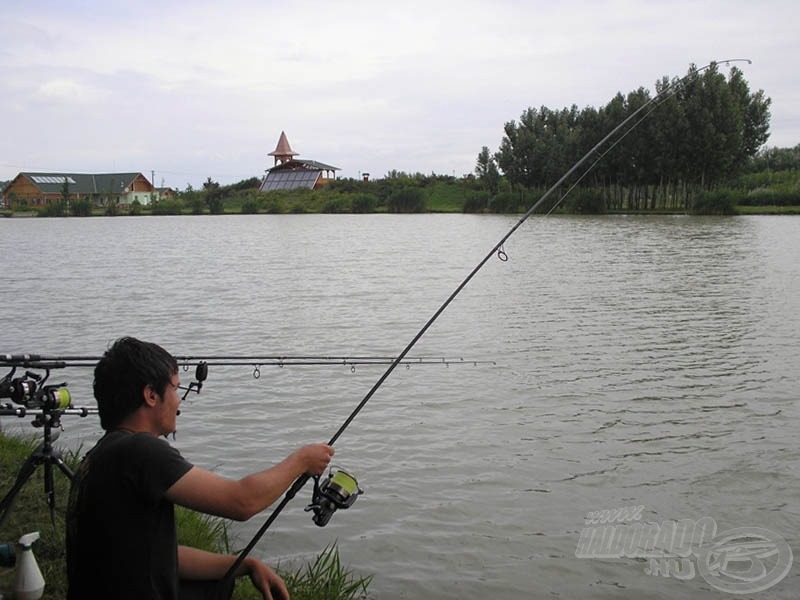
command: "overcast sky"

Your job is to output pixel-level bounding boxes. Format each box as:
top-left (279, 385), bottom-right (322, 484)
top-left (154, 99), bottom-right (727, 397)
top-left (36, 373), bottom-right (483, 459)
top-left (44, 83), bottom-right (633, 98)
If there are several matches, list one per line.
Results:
top-left (1, 0), bottom-right (797, 189)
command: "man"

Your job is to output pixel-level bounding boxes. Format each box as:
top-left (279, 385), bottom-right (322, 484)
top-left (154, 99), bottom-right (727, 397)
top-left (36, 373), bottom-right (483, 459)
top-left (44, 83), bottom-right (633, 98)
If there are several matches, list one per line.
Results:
top-left (66, 337), bottom-right (334, 599)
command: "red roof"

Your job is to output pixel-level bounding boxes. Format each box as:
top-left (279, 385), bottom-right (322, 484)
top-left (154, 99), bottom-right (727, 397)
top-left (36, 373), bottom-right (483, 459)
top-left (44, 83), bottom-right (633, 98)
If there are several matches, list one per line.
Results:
top-left (268, 131), bottom-right (298, 159)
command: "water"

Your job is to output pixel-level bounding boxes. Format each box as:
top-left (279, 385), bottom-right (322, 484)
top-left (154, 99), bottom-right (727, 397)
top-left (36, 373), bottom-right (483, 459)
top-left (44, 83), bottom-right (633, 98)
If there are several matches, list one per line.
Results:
top-left (1, 214), bottom-right (798, 598)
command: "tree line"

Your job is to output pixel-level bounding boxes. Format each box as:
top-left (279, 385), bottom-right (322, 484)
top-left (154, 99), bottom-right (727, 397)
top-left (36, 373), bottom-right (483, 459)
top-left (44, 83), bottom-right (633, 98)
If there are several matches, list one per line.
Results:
top-left (476, 62), bottom-right (773, 212)
top-left (7, 61), bottom-right (794, 218)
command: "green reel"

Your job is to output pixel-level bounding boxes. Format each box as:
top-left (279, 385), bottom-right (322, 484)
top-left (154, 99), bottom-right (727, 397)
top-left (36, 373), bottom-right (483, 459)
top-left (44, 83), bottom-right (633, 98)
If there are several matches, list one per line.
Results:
top-left (305, 467), bottom-right (363, 527)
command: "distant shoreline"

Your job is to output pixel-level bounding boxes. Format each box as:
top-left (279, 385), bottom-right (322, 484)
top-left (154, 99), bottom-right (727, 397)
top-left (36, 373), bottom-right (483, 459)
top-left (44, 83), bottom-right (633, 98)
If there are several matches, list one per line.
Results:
top-left (4, 207), bottom-right (800, 218)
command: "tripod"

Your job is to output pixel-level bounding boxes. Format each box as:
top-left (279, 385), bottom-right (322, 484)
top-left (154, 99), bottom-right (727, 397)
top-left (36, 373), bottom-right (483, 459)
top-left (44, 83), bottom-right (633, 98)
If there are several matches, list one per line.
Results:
top-left (0, 405), bottom-right (94, 532)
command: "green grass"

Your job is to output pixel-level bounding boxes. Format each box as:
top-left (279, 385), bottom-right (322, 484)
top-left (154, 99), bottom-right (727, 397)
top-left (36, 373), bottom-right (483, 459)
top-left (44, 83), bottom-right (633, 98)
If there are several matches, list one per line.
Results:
top-left (0, 431), bottom-right (371, 599)
top-left (734, 204), bottom-right (800, 215)
top-left (424, 181), bottom-right (470, 212)
top-left (0, 432), bottom-right (77, 599)
top-left (281, 543), bottom-right (372, 600)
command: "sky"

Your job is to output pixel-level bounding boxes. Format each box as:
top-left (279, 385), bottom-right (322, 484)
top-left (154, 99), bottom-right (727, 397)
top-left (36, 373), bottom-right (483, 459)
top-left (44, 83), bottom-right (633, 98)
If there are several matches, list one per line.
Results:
top-left (1, 0), bottom-right (798, 190)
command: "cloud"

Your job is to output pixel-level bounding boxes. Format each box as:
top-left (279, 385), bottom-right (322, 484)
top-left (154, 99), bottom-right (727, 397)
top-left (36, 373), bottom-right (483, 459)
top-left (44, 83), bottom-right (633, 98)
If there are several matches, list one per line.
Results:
top-left (37, 78), bottom-right (110, 105)
top-left (1, 0), bottom-right (798, 186)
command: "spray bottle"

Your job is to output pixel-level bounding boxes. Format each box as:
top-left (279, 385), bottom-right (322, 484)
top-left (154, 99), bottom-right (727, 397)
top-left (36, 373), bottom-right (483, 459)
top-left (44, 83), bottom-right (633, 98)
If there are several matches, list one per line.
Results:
top-left (13, 532), bottom-right (44, 600)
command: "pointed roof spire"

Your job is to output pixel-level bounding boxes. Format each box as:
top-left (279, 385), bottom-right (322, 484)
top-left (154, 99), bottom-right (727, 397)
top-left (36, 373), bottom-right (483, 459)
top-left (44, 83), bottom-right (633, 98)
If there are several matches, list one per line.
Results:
top-left (268, 131), bottom-right (299, 165)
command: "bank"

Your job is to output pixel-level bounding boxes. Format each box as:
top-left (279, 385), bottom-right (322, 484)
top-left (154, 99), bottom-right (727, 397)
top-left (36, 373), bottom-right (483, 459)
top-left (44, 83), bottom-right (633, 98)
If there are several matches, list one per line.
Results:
top-left (0, 432), bottom-right (370, 599)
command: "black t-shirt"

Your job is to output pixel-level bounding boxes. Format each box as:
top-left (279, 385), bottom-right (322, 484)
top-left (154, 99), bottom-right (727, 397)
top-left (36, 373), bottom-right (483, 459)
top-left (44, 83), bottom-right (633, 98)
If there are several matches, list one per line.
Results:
top-left (66, 430), bottom-right (194, 599)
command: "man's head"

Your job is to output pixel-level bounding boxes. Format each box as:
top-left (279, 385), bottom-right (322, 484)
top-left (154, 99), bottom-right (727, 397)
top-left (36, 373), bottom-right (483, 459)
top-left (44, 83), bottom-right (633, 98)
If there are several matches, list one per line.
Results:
top-left (94, 337), bottom-right (178, 430)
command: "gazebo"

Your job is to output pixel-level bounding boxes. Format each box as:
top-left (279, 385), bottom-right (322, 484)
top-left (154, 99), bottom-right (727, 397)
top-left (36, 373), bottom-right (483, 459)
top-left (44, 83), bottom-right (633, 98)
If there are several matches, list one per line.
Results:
top-left (259, 132), bottom-right (339, 192)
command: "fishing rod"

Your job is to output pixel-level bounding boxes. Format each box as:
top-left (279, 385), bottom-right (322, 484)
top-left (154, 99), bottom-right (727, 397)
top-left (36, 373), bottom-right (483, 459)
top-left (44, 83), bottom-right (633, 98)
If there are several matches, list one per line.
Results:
top-left (0, 353), bottom-right (491, 371)
top-left (215, 59), bottom-right (751, 594)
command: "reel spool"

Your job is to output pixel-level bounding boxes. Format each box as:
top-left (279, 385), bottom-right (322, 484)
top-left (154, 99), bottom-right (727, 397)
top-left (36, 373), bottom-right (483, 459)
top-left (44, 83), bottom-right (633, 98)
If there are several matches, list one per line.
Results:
top-left (305, 467), bottom-right (363, 527)
top-left (1, 370), bottom-right (71, 411)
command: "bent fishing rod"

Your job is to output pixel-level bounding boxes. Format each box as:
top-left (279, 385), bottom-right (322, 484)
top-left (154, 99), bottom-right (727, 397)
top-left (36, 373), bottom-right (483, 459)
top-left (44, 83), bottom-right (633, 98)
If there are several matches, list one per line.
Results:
top-left (217, 58), bottom-right (750, 592)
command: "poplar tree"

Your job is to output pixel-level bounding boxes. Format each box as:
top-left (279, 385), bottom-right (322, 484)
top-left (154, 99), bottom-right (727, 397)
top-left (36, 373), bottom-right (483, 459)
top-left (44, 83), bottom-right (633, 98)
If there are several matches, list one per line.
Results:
top-left (493, 63), bottom-right (771, 207)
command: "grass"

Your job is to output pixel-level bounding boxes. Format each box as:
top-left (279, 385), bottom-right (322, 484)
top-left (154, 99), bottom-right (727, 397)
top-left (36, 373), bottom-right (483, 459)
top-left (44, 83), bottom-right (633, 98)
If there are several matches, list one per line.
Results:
top-left (424, 181), bottom-right (470, 212)
top-left (0, 431), bottom-right (75, 599)
top-left (734, 204), bottom-right (800, 215)
top-left (0, 431), bottom-right (371, 599)
top-left (281, 543), bottom-right (373, 600)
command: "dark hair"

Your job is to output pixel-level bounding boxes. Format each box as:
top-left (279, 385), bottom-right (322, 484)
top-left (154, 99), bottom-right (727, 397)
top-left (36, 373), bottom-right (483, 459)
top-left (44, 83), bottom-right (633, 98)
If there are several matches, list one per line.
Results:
top-left (94, 337), bottom-right (178, 430)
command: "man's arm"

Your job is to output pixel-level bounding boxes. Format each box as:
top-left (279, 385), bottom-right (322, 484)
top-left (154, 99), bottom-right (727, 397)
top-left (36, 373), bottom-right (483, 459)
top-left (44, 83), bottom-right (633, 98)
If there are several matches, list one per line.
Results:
top-left (166, 442), bottom-right (333, 521)
top-left (178, 546), bottom-right (289, 600)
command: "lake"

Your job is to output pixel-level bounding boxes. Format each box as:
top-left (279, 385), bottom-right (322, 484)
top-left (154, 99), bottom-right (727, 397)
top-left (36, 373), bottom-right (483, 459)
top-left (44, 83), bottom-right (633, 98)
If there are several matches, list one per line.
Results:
top-left (1, 214), bottom-right (797, 598)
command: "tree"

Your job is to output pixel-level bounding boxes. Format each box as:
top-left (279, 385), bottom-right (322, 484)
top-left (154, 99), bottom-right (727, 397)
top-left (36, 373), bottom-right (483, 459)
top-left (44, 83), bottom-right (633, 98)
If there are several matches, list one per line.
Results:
top-left (497, 107), bottom-right (550, 189)
top-left (492, 62), bottom-right (772, 208)
top-left (748, 144), bottom-right (800, 172)
top-left (475, 146), bottom-right (500, 194)
top-left (727, 66), bottom-right (771, 160)
top-left (666, 62), bottom-right (772, 189)
top-left (61, 177), bottom-right (70, 210)
top-left (202, 177), bottom-right (224, 214)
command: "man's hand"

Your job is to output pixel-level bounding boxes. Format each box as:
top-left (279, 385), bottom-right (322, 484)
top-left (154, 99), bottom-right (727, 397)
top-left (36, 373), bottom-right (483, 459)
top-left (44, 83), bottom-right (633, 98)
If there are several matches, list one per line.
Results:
top-left (244, 557), bottom-right (290, 600)
top-left (294, 443), bottom-right (334, 476)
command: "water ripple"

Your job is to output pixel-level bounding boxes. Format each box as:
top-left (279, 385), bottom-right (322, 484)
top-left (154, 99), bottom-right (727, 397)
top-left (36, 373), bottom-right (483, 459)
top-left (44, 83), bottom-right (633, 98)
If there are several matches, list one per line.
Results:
top-left (1, 215), bottom-right (798, 599)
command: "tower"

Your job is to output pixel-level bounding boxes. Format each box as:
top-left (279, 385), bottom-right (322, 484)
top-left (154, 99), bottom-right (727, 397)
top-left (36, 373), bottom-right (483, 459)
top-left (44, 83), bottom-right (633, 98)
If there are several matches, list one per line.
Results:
top-left (268, 131), bottom-right (299, 166)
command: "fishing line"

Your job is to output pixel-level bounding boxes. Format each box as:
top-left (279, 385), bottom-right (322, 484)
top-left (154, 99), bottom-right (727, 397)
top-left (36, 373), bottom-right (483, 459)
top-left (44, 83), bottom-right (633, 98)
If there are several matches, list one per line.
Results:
top-left (215, 58), bottom-right (751, 595)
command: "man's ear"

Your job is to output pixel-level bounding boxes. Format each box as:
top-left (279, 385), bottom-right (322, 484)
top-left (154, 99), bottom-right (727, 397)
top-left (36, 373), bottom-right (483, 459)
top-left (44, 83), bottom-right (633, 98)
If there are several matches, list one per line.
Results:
top-left (142, 384), bottom-right (160, 408)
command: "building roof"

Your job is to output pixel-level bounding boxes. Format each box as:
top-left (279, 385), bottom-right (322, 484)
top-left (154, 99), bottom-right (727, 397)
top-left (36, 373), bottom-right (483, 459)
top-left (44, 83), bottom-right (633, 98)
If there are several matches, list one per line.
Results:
top-left (260, 169), bottom-right (320, 191)
top-left (268, 131), bottom-right (298, 159)
top-left (267, 159), bottom-right (340, 173)
top-left (8, 172), bottom-right (146, 195)
top-left (259, 159), bottom-right (342, 192)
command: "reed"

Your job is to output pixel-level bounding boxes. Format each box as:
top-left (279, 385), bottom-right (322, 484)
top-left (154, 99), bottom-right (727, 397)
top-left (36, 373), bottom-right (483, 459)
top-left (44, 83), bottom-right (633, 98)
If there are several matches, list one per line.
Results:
top-left (279, 543), bottom-right (372, 600)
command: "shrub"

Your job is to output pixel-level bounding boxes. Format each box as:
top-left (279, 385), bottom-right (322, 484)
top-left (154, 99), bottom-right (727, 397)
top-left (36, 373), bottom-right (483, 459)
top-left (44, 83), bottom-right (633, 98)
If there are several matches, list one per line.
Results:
top-left (488, 191), bottom-right (520, 213)
top-left (566, 189), bottom-right (605, 214)
top-left (738, 186), bottom-right (800, 206)
top-left (37, 201), bottom-right (67, 217)
top-left (151, 199), bottom-right (184, 215)
top-left (207, 196), bottom-right (225, 215)
top-left (463, 191), bottom-right (490, 213)
top-left (350, 193), bottom-right (377, 213)
top-left (105, 200), bottom-right (120, 216)
top-left (70, 198), bottom-right (93, 217)
top-left (322, 198), bottom-right (350, 213)
top-left (691, 190), bottom-right (738, 215)
top-left (387, 187), bottom-right (425, 213)
top-left (262, 197), bottom-right (286, 214)
top-left (189, 196), bottom-right (206, 215)
top-left (241, 198), bottom-right (261, 214)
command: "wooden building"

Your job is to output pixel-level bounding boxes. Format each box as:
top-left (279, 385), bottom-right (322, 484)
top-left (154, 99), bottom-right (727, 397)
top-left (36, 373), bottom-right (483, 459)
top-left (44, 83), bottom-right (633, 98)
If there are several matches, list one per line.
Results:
top-left (2, 172), bottom-right (157, 208)
top-left (259, 132), bottom-right (339, 192)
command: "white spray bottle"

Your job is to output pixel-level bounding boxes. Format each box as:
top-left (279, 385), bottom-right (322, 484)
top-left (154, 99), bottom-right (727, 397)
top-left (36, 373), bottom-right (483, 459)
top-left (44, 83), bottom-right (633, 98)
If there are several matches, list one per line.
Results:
top-left (13, 532), bottom-right (44, 600)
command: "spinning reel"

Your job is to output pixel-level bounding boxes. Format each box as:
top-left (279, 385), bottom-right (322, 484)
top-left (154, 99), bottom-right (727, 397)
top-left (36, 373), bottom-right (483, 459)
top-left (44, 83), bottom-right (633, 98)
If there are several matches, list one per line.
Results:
top-left (305, 467), bottom-right (363, 527)
top-left (0, 367), bottom-right (71, 413)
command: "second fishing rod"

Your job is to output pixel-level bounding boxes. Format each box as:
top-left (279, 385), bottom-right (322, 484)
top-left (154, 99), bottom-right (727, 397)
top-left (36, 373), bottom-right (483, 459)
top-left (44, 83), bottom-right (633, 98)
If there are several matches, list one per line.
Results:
top-left (218, 58), bottom-right (752, 592)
